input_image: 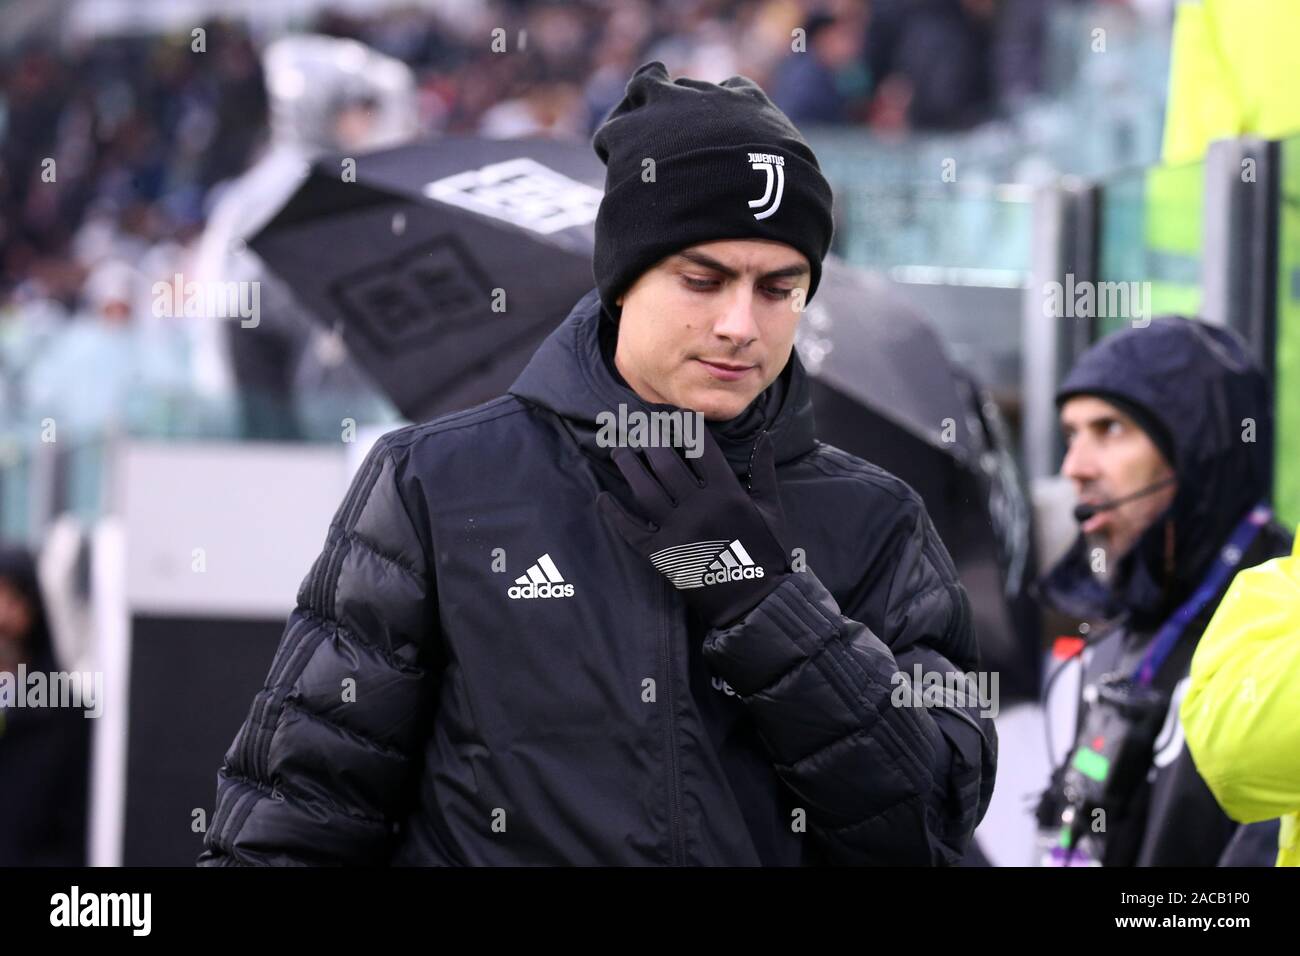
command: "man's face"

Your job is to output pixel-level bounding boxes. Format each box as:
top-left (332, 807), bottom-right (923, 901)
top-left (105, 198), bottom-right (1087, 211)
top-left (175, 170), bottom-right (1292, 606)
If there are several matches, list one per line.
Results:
top-left (613, 239), bottom-right (810, 421)
top-left (1060, 395), bottom-right (1177, 565)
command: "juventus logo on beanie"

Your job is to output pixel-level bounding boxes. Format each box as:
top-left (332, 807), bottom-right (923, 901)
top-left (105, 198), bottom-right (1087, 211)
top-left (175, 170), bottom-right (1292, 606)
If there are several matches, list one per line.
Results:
top-left (591, 61), bottom-right (836, 322)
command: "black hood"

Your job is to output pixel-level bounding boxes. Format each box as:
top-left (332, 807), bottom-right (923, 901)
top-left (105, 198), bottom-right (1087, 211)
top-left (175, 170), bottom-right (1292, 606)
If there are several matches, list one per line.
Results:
top-left (509, 287), bottom-right (818, 476)
top-left (1040, 317), bottom-right (1274, 627)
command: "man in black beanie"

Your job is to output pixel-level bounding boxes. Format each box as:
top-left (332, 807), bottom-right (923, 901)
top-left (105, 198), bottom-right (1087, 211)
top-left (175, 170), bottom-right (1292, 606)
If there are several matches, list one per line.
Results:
top-left (589, 61), bottom-right (836, 424)
top-left (592, 61), bottom-right (835, 323)
top-left (201, 62), bottom-right (996, 867)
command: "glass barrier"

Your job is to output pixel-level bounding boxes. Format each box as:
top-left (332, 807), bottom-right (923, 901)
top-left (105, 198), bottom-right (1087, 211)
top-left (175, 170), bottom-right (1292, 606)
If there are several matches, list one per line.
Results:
top-left (1097, 159), bottom-right (1205, 336)
top-left (0, 383), bottom-right (404, 540)
top-left (834, 181), bottom-right (1034, 279)
top-left (0, 436), bottom-right (30, 543)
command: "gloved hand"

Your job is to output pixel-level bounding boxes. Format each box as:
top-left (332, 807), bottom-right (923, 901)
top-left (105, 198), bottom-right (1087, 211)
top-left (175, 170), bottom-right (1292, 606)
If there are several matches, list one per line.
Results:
top-left (596, 428), bottom-right (791, 628)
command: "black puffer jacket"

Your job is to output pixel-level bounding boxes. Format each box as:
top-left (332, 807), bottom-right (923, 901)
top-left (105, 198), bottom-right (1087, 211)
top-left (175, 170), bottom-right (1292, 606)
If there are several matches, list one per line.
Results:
top-left (199, 288), bottom-right (997, 866)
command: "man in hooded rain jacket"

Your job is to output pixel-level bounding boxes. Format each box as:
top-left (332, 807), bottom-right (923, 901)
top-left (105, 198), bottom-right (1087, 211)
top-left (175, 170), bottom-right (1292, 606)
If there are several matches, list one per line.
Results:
top-left (1036, 317), bottom-right (1292, 866)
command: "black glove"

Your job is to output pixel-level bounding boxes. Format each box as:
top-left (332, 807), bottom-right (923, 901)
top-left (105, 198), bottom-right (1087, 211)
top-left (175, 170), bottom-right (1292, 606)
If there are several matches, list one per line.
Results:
top-left (596, 428), bottom-right (791, 628)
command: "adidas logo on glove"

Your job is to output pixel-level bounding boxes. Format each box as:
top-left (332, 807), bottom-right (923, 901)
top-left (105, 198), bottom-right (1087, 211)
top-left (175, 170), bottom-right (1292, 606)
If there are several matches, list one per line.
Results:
top-left (702, 539), bottom-right (765, 585)
top-left (507, 553), bottom-right (575, 599)
top-left (649, 539), bottom-right (764, 590)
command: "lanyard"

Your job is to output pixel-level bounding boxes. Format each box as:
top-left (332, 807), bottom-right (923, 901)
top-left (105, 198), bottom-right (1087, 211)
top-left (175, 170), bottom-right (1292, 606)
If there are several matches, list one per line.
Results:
top-left (1132, 502), bottom-right (1272, 686)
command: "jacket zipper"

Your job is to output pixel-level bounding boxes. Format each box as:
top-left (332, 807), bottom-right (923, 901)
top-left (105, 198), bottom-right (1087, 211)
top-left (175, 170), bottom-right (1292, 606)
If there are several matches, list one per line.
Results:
top-left (659, 578), bottom-right (686, 865)
top-left (744, 432), bottom-right (763, 490)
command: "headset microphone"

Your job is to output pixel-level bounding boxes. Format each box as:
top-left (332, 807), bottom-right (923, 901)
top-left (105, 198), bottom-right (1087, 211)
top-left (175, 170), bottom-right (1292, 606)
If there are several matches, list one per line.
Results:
top-left (1073, 475), bottom-right (1176, 524)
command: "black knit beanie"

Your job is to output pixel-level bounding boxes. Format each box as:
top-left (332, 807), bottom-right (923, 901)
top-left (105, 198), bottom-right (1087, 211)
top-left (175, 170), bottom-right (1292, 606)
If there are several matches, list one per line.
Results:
top-left (591, 61), bottom-right (835, 322)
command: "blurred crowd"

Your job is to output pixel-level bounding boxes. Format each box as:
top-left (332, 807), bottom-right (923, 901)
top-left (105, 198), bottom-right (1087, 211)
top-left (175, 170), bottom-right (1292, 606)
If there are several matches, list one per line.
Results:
top-left (0, 0), bottom-right (1152, 322)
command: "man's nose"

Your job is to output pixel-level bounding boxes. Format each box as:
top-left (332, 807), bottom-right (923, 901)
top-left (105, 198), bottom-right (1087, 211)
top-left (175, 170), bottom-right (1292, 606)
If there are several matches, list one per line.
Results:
top-left (1061, 436), bottom-right (1099, 486)
top-left (712, 288), bottom-right (760, 347)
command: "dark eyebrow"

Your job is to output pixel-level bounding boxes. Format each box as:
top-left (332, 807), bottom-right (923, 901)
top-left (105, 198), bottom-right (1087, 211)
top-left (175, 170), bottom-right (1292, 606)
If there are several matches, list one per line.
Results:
top-left (674, 249), bottom-right (808, 281)
top-left (1061, 414), bottom-right (1122, 433)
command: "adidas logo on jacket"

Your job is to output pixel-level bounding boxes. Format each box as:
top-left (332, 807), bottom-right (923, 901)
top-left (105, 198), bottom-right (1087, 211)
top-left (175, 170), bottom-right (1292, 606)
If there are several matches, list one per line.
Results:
top-left (507, 553), bottom-right (574, 599)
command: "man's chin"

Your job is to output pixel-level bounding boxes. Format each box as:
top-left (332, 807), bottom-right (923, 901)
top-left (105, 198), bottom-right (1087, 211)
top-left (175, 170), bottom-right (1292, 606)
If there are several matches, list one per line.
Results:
top-left (654, 379), bottom-right (754, 419)
top-left (692, 392), bottom-right (760, 422)
top-left (1083, 526), bottom-right (1144, 585)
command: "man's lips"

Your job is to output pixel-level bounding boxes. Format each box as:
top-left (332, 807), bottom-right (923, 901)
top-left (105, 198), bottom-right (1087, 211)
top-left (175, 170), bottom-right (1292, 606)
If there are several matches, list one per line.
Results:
top-left (1081, 510), bottom-right (1110, 535)
top-left (1076, 497), bottom-right (1110, 535)
top-left (696, 358), bottom-right (756, 382)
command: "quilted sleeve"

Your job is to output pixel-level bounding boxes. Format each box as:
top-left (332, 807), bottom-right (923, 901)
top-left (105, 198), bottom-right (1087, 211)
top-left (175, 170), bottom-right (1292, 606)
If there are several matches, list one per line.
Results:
top-left (198, 433), bottom-right (440, 865)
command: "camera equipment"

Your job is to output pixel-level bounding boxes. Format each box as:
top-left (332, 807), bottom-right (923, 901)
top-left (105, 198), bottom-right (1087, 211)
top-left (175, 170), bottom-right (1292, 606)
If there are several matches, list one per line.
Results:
top-left (1037, 673), bottom-right (1169, 864)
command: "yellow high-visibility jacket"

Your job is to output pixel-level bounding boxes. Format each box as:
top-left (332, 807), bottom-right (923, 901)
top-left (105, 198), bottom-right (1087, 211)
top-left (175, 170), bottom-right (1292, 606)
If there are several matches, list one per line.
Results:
top-left (1181, 533), bottom-right (1300, 866)
top-left (1161, 0), bottom-right (1300, 540)
top-left (1163, 0), bottom-right (1300, 165)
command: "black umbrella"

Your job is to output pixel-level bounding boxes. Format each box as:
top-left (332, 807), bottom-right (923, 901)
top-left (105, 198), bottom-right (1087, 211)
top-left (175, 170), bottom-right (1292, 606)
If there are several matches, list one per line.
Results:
top-left (801, 265), bottom-right (1039, 702)
top-left (799, 261), bottom-right (979, 458)
top-left (249, 135), bottom-right (607, 421)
